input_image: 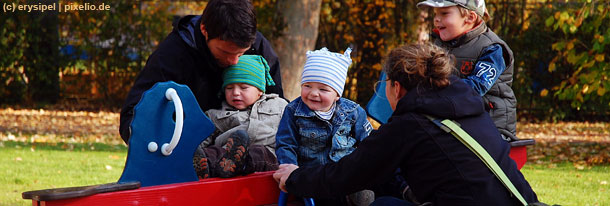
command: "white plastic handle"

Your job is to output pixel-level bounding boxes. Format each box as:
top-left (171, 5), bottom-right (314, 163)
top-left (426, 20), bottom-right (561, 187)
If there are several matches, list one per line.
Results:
top-left (160, 88), bottom-right (183, 156)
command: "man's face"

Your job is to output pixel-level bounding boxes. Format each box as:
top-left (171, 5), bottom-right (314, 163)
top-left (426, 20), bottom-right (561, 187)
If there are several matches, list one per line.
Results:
top-left (201, 25), bottom-right (250, 67)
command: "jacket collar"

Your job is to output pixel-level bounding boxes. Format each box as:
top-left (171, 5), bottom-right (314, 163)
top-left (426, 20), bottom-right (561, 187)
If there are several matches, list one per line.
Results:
top-left (294, 97), bottom-right (358, 120)
top-left (391, 76), bottom-right (485, 120)
top-left (435, 22), bottom-right (488, 48)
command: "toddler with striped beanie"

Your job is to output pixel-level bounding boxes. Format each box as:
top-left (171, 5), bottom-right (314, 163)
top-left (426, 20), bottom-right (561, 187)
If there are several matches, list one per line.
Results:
top-left (275, 47), bottom-right (374, 205)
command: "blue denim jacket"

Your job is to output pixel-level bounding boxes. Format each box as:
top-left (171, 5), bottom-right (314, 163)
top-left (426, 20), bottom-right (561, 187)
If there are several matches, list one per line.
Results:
top-left (276, 97), bottom-right (372, 167)
top-left (462, 44), bottom-right (506, 96)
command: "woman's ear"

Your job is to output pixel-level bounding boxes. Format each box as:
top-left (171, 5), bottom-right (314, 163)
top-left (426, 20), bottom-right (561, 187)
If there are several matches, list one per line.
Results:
top-left (394, 81), bottom-right (408, 99)
top-left (391, 81), bottom-right (408, 99)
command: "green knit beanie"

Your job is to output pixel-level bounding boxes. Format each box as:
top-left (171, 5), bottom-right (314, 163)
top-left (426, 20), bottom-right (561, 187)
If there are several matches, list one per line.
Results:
top-left (222, 55), bottom-right (275, 92)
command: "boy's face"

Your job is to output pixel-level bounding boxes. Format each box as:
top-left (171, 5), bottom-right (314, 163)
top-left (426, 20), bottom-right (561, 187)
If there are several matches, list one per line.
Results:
top-left (224, 83), bottom-right (263, 110)
top-left (433, 6), bottom-right (475, 41)
top-left (301, 82), bottom-right (340, 112)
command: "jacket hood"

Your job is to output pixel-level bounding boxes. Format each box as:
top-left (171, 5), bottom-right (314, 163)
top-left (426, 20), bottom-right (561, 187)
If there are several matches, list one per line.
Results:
top-left (392, 76), bottom-right (485, 120)
top-left (174, 15), bottom-right (202, 50)
top-left (174, 15), bottom-right (222, 69)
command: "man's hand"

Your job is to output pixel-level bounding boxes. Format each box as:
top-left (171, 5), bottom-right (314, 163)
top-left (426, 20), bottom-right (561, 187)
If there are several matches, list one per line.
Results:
top-left (273, 164), bottom-right (299, 193)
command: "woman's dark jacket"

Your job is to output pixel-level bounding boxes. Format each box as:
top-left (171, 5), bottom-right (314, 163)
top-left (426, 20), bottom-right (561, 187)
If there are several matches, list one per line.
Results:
top-left (119, 15), bottom-right (283, 143)
top-left (285, 76), bottom-right (538, 205)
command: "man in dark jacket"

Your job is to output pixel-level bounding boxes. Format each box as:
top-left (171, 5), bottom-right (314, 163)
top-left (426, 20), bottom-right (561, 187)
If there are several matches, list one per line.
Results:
top-left (274, 43), bottom-right (538, 205)
top-left (119, 0), bottom-right (283, 144)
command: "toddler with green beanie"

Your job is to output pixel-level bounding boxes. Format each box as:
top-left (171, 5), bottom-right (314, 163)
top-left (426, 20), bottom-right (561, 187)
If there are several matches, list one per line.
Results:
top-left (193, 55), bottom-right (288, 179)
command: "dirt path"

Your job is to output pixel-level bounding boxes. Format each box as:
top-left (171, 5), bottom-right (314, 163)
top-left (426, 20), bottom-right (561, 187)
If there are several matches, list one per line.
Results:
top-left (0, 108), bottom-right (120, 144)
top-left (1, 108), bottom-right (609, 164)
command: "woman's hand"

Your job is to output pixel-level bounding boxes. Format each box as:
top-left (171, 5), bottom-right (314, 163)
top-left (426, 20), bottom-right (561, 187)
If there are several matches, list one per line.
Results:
top-left (273, 164), bottom-right (299, 192)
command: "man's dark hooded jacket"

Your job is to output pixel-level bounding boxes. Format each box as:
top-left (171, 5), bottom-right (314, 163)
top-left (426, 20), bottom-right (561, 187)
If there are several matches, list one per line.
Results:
top-left (119, 15), bottom-right (283, 143)
top-left (284, 76), bottom-right (538, 205)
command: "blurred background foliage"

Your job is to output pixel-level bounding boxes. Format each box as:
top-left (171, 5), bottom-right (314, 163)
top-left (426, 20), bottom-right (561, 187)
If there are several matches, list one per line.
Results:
top-left (0, 0), bottom-right (608, 121)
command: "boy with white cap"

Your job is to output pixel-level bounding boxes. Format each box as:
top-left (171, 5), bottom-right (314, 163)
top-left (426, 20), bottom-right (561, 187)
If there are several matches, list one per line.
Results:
top-left (417, 0), bottom-right (518, 142)
top-left (275, 47), bottom-right (373, 205)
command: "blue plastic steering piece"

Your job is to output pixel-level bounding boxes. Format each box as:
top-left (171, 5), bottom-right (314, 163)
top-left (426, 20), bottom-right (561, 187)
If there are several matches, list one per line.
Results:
top-left (118, 81), bottom-right (214, 187)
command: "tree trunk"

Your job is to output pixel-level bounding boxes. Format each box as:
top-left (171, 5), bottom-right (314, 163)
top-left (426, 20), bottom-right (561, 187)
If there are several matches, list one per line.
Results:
top-left (272, 0), bottom-right (322, 101)
top-left (417, 8), bottom-right (430, 42)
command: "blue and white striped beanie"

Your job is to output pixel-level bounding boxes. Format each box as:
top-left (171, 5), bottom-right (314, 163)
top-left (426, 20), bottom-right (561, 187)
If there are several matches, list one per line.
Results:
top-left (301, 47), bottom-right (353, 96)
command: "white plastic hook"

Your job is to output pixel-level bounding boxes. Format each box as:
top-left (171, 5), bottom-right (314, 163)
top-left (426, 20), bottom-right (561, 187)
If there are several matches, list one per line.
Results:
top-left (159, 88), bottom-right (183, 156)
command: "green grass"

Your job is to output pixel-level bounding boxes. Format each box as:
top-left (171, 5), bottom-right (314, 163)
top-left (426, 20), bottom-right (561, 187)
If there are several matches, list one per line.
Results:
top-left (521, 163), bottom-right (610, 206)
top-left (0, 141), bottom-right (127, 206)
top-left (1, 140), bottom-right (609, 206)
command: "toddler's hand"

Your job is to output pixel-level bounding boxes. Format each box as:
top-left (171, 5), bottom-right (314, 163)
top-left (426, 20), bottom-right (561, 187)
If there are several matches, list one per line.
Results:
top-left (273, 164), bottom-right (299, 193)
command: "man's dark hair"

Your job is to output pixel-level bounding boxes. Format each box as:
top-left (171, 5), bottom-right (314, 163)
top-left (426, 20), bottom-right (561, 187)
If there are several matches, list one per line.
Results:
top-left (201, 0), bottom-right (257, 48)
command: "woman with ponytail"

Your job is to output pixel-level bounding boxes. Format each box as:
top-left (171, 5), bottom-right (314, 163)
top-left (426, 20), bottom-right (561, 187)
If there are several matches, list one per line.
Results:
top-left (274, 43), bottom-right (540, 206)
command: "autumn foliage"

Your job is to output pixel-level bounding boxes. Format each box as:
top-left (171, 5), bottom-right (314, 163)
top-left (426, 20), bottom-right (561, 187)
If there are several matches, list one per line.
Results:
top-left (502, 0), bottom-right (610, 121)
top-left (258, 0), bottom-right (610, 120)
top-left (0, 0), bottom-right (608, 121)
